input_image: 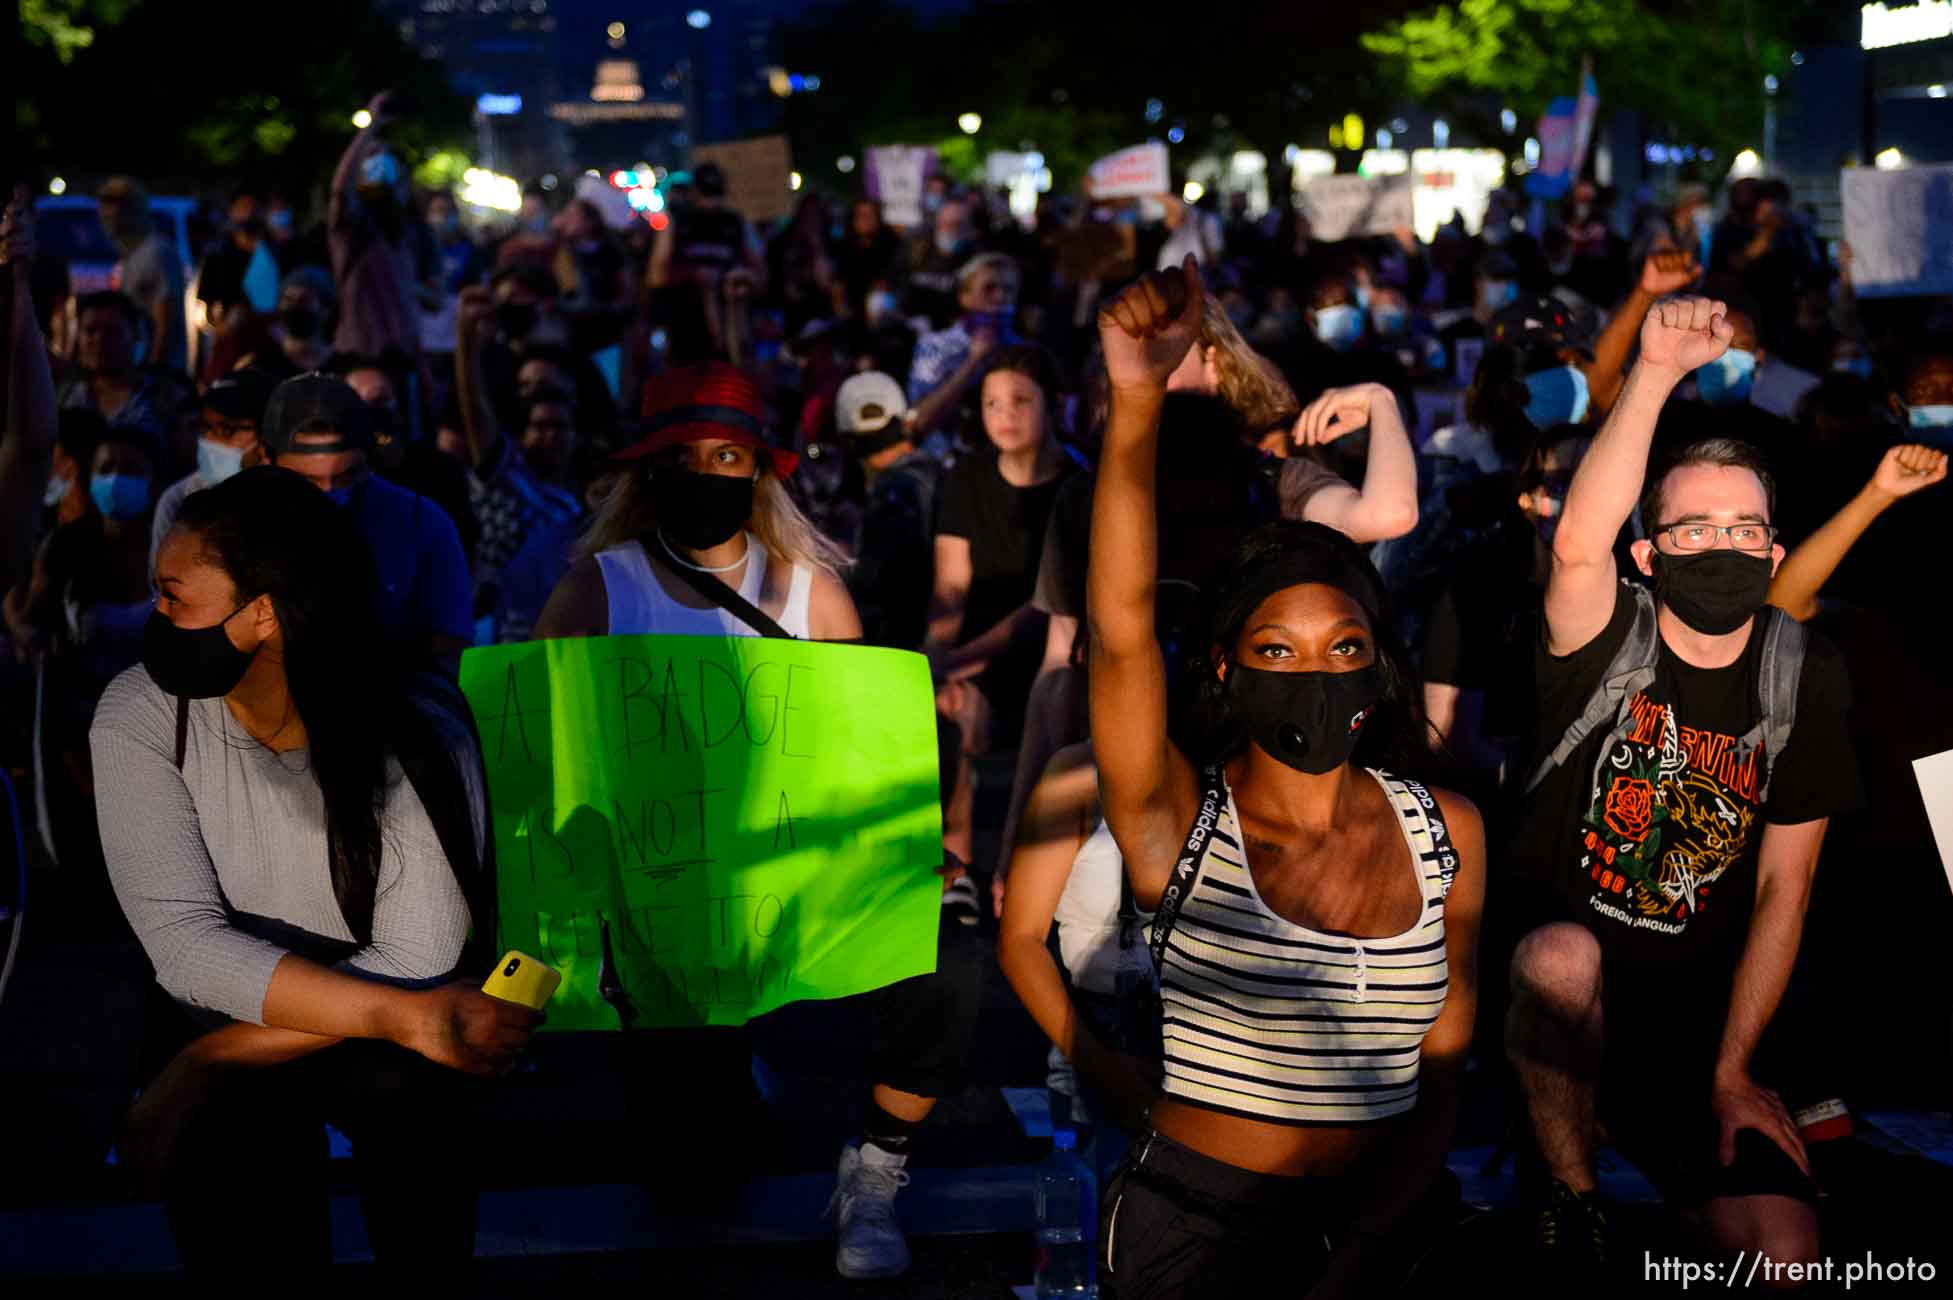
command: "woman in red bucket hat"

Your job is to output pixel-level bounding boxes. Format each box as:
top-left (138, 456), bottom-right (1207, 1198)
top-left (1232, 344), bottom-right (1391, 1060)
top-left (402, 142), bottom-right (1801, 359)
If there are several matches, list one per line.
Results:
top-left (534, 360), bottom-right (856, 640)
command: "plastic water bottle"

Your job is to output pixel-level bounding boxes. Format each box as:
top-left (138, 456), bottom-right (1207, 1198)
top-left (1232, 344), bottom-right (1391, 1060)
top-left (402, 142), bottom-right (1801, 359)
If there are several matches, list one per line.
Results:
top-left (1034, 1127), bottom-right (1097, 1298)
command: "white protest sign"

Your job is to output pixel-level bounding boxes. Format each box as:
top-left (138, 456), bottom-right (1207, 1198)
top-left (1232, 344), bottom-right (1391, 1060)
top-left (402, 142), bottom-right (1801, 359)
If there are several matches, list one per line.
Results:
top-left (1088, 143), bottom-right (1170, 200)
top-left (1840, 164), bottom-right (1953, 298)
top-left (866, 146), bottom-right (936, 229)
top-left (1913, 748), bottom-right (1953, 895)
top-left (1296, 173), bottom-right (1414, 242)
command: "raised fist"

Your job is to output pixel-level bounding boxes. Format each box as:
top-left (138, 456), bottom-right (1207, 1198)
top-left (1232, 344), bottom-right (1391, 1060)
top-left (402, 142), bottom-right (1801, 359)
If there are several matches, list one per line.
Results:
top-left (1097, 253), bottom-right (1202, 393)
top-left (1639, 295), bottom-right (1733, 376)
top-left (1871, 443), bottom-right (1948, 501)
top-left (1640, 248), bottom-right (1698, 297)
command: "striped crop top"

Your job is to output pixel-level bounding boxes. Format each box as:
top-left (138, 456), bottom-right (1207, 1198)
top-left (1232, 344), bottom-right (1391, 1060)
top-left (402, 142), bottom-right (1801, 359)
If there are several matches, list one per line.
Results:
top-left (1155, 768), bottom-right (1458, 1126)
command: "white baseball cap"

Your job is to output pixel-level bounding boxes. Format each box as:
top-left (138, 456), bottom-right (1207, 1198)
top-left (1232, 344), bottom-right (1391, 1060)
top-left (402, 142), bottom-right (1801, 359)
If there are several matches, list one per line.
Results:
top-left (835, 371), bottom-right (909, 436)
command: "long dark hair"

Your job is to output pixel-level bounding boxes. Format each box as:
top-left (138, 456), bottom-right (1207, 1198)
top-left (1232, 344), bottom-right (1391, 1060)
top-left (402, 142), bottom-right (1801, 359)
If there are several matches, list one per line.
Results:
top-left (1465, 339), bottom-right (1566, 467)
top-left (1179, 519), bottom-right (1439, 781)
top-left (174, 467), bottom-right (397, 945)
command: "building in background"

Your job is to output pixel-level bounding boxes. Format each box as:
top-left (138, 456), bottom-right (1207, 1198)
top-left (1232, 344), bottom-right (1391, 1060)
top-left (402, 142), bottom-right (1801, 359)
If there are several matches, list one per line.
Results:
top-left (380, 0), bottom-right (570, 185)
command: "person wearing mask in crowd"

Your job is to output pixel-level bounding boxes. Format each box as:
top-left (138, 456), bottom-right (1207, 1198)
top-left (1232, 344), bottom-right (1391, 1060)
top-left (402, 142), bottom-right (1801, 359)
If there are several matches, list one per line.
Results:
top-left (1889, 338), bottom-right (1953, 450)
top-left (92, 466), bottom-right (535, 1282)
top-left (928, 345), bottom-right (1076, 874)
top-left (97, 177), bottom-right (188, 377)
top-left (834, 198), bottom-right (907, 321)
top-left (1498, 297), bottom-right (1859, 1281)
top-left (552, 197), bottom-right (634, 350)
top-left (416, 191), bottom-right (483, 378)
top-left (480, 265), bottom-right (618, 443)
top-left (455, 286), bottom-right (581, 641)
top-left (649, 161), bottom-right (765, 358)
top-left (1278, 271), bottom-right (1414, 418)
top-left (1765, 442), bottom-right (1947, 623)
top-left (1087, 258), bottom-right (1484, 1297)
top-left (905, 196), bottom-right (975, 330)
top-left (1421, 425), bottom-right (1592, 791)
top-left (534, 362), bottom-right (981, 1283)
top-left (260, 373), bottom-right (472, 668)
top-left (1553, 181), bottom-right (1629, 309)
top-left (907, 253), bottom-right (1020, 442)
top-left (841, 370), bottom-right (943, 651)
top-left (194, 190), bottom-right (273, 337)
top-left (58, 290), bottom-right (182, 446)
top-left (329, 92), bottom-right (421, 372)
top-left (149, 368), bottom-right (277, 575)
top-left (273, 267), bottom-right (336, 376)
top-left (330, 353), bottom-right (479, 569)
top-left (6, 417), bottom-right (161, 886)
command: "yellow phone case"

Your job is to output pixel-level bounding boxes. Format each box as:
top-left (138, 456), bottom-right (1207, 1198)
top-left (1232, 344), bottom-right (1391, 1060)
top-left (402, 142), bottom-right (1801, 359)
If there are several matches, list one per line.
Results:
top-left (481, 950), bottom-right (562, 1010)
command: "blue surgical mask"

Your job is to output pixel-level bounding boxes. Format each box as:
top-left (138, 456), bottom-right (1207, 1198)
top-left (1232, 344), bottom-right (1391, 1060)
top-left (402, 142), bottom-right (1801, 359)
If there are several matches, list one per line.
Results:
top-left (1313, 302), bottom-right (1365, 352)
top-left (1833, 355), bottom-right (1874, 379)
top-left (1479, 279), bottom-right (1517, 315)
top-left (1906, 402), bottom-right (1953, 430)
top-left (43, 473), bottom-right (72, 508)
top-left (90, 472), bottom-right (151, 520)
top-left (197, 438), bottom-right (247, 486)
top-left (1523, 365), bottom-right (1591, 429)
top-left (1371, 304), bottom-right (1408, 338)
top-left (1694, 348), bottom-right (1757, 406)
top-left (1353, 282), bottom-right (1372, 311)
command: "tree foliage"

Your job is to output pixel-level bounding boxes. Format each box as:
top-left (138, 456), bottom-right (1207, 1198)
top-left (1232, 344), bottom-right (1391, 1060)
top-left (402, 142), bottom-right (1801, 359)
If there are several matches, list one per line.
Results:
top-left (14, 0), bottom-right (468, 203)
top-left (1360, 0), bottom-right (1802, 154)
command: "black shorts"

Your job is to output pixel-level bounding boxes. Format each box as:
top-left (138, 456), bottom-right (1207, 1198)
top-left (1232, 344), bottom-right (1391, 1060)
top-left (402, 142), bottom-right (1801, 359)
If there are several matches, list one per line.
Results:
top-left (1494, 879), bottom-right (1818, 1209)
top-left (1100, 1130), bottom-right (1342, 1299)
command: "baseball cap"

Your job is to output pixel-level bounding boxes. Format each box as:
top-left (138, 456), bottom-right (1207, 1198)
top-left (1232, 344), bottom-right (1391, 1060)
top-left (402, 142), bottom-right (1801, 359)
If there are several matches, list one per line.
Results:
top-left (618, 361), bottom-right (798, 475)
top-left (261, 373), bottom-right (374, 455)
top-left (1489, 294), bottom-right (1594, 356)
top-left (200, 368), bottom-right (279, 426)
top-left (835, 372), bottom-right (908, 437)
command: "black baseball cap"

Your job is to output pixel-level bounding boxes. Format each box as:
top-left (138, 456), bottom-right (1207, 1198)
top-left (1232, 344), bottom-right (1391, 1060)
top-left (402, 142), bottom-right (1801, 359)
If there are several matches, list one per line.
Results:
top-left (1489, 294), bottom-right (1595, 356)
top-left (200, 368), bottom-right (279, 426)
top-left (261, 373), bottom-right (374, 455)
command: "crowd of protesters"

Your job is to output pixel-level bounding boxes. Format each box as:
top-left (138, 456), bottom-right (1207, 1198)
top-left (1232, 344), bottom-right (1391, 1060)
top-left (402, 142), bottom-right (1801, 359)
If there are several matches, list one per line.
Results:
top-left (3, 81), bottom-right (1952, 1296)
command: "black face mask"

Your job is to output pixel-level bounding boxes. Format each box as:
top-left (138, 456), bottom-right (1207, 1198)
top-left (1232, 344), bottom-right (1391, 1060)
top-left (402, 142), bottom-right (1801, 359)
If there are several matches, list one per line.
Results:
top-left (142, 604), bottom-right (257, 699)
top-left (1651, 549), bottom-right (1773, 636)
top-left (496, 302), bottom-right (538, 340)
top-left (649, 468), bottom-right (756, 551)
top-left (1227, 663), bottom-right (1382, 775)
top-left (279, 306), bottom-right (321, 339)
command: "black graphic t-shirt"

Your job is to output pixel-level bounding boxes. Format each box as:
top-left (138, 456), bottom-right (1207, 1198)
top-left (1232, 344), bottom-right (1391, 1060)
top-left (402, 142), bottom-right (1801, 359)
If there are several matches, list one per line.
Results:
top-left (1507, 582), bottom-right (1861, 967)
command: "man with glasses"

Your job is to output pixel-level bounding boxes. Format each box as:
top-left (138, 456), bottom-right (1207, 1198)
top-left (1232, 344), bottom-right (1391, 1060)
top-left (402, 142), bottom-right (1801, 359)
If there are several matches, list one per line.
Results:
top-left (1495, 296), bottom-right (1860, 1283)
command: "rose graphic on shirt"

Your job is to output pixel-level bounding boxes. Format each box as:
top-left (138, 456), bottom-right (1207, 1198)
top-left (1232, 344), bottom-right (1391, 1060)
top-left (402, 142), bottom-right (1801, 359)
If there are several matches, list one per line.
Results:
top-left (1603, 775), bottom-right (1655, 842)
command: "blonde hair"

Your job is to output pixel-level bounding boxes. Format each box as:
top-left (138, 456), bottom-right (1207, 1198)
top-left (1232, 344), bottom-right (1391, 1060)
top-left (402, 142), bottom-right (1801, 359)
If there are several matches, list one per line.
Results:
top-left (576, 462), bottom-right (850, 577)
top-left (1085, 291), bottom-right (1298, 437)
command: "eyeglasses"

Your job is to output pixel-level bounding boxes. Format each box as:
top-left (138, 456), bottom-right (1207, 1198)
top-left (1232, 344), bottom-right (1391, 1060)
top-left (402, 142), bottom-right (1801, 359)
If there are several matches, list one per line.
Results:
top-left (1653, 522), bottom-right (1779, 553)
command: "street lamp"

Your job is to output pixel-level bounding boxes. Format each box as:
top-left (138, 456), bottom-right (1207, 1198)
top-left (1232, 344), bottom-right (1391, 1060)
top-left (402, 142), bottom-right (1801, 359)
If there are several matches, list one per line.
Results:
top-left (958, 112), bottom-right (982, 135)
top-left (687, 9), bottom-right (711, 29)
top-left (352, 109), bottom-right (373, 129)
top-left (48, 177), bottom-right (67, 195)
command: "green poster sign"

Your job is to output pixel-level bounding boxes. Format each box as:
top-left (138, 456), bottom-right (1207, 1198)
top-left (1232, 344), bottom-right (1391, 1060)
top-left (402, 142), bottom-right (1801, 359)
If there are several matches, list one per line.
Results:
top-left (460, 635), bottom-right (943, 1030)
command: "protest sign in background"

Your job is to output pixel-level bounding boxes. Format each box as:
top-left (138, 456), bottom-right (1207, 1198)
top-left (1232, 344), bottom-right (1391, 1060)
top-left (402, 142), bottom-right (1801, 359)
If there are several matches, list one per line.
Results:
top-left (1295, 173), bottom-right (1414, 241)
top-left (865, 145), bottom-right (937, 227)
top-left (691, 135), bottom-right (796, 224)
top-left (461, 636), bottom-right (944, 1031)
top-left (1087, 143), bottom-right (1170, 199)
top-left (1842, 164), bottom-right (1953, 299)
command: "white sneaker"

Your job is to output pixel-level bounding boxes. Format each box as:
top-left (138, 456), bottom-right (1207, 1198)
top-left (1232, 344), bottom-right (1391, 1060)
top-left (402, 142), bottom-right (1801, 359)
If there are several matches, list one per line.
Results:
top-left (828, 1140), bottom-right (912, 1279)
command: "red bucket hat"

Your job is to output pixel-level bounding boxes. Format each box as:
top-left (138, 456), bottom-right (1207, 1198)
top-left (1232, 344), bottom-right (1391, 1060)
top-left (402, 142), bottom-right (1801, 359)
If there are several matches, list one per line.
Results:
top-left (616, 361), bottom-right (799, 476)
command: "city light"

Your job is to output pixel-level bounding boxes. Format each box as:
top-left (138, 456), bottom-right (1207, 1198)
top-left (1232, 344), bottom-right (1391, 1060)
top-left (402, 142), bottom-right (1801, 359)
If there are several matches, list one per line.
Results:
top-left (1876, 147), bottom-right (1907, 169)
top-left (1144, 98), bottom-right (1163, 124)
top-left (352, 109), bottom-right (373, 129)
top-left (1284, 143), bottom-right (1302, 164)
top-left (540, 174), bottom-right (559, 191)
top-left (1433, 118), bottom-right (1450, 149)
top-left (836, 155), bottom-right (856, 173)
top-left (1500, 107), bottom-right (1518, 134)
top-left (958, 112), bottom-right (983, 135)
top-left (607, 21), bottom-right (624, 39)
top-left (789, 172), bottom-right (803, 191)
top-left (1731, 148), bottom-right (1763, 175)
top-left (1166, 125), bottom-right (1185, 144)
top-left (476, 93), bottom-right (522, 116)
top-left (1183, 181), bottom-right (1205, 203)
top-left (1860, 1), bottom-right (1952, 50)
top-left (1328, 124), bottom-right (1344, 149)
top-left (1524, 137), bottom-right (1541, 165)
top-left (687, 9), bottom-right (712, 28)
top-left (1342, 114), bottom-right (1364, 147)
top-left (48, 177), bottom-right (66, 196)
top-left (460, 167), bottom-right (522, 213)
top-left (769, 68), bottom-right (792, 97)
top-left (1931, 84), bottom-right (1949, 98)
top-left (611, 171), bottom-right (638, 188)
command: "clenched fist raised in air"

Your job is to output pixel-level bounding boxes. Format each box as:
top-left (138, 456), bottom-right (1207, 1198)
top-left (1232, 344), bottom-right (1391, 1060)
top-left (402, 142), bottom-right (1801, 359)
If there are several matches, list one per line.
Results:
top-left (1640, 295), bottom-right (1733, 377)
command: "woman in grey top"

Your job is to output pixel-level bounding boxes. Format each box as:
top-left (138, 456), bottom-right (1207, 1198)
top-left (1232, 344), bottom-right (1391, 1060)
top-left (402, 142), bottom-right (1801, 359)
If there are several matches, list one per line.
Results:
top-left (91, 466), bottom-right (537, 1279)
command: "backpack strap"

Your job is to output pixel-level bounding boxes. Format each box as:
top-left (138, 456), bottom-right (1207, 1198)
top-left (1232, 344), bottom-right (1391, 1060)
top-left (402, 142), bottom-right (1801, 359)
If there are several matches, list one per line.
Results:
top-left (1392, 777), bottom-right (1459, 900)
top-left (660, 557), bottom-right (796, 640)
top-left (173, 696), bottom-right (189, 771)
top-left (1148, 763), bottom-right (1228, 969)
top-left (1752, 605), bottom-right (1807, 803)
top-left (1525, 584), bottom-right (1660, 794)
